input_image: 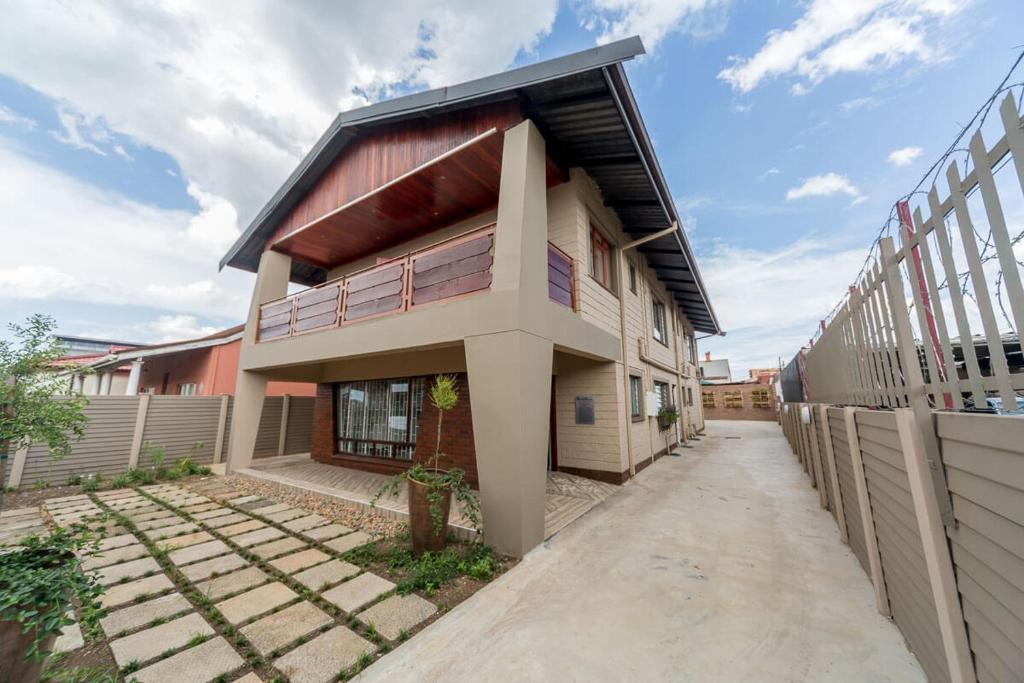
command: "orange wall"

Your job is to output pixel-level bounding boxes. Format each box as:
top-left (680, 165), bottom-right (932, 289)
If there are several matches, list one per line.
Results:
top-left (137, 339), bottom-right (315, 396)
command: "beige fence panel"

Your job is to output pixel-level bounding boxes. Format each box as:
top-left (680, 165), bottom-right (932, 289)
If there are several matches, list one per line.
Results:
top-left (856, 409), bottom-right (951, 683)
top-left (253, 396), bottom-right (284, 458)
top-left (938, 412), bottom-right (1024, 683)
top-left (827, 407), bottom-right (870, 574)
top-left (16, 397), bottom-right (138, 487)
top-left (138, 395), bottom-right (224, 466)
top-left (284, 396), bottom-right (315, 455)
top-left (812, 405), bottom-right (837, 516)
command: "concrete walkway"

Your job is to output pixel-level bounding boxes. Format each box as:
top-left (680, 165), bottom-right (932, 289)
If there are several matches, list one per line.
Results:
top-left (360, 420), bottom-right (926, 682)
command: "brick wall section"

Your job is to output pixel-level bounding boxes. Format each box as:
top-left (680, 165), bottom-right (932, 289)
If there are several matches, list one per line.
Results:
top-left (310, 374), bottom-right (479, 488)
top-left (701, 383), bottom-right (778, 422)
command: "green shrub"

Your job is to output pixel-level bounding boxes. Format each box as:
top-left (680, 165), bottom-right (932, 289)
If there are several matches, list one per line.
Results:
top-left (110, 474), bottom-right (131, 489)
top-left (81, 473), bottom-right (103, 492)
top-left (66, 474), bottom-right (82, 486)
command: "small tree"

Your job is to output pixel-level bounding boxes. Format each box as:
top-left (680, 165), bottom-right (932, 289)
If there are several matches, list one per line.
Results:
top-left (0, 315), bottom-right (89, 507)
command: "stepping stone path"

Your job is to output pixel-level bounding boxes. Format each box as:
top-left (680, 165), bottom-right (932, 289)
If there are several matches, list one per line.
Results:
top-left (40, 480), bottom-right (444, 681)
top-left (0, 507), bottom-right (47, 546)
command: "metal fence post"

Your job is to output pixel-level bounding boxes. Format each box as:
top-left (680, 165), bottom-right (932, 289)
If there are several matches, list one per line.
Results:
top-left (893, 408), bottom-right (975, 683)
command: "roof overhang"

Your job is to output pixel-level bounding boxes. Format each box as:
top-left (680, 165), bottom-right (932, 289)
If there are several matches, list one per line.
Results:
top-left (220, 36), bottom-right (721, 334)
top-left (87, 330), bottom-right (244, 371)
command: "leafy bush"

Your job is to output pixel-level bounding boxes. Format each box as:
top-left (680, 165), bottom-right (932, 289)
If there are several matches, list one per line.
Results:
top-left (0, 527), bottom-right (103, 661)
top-left (81, 473), bottom-right (103, 492)
top-left (66, 474), bottom-right (82, 486)
top-left (109, 474), bottom-right (131, 489)
top-left (388, 543), bottom-right (498, 596)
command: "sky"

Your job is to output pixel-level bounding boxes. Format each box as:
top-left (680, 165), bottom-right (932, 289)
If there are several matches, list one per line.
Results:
top-left (0, 0), bottom-right (1022, 377)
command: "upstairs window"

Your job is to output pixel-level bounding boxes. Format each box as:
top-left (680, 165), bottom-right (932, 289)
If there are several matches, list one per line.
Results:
top-left (628, 262), bottom-right (637, 294)
top-left (590, 225), bottom-right (614, 291)
top-left (651, 296), bottom-right (668, 345)
top-left (178, 383), bottom-right (197, 396)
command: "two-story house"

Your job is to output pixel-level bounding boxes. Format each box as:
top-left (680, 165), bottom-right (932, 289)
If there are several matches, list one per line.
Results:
top-left (220, 37), bottom-right (721, 556)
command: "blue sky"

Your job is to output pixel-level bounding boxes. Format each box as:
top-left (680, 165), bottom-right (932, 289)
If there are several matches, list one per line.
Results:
top-left (0, 0), bottom-right (1021, 374)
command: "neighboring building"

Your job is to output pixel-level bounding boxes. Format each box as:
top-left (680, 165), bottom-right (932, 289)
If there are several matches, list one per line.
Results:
top-left (702, 381), bottom-right (777, 421)
top-left (73, 326), bottom-right (315, 397)
top-left (699, 352), bottom-right (732, 383)
top-left (219, 38), bottom-right (721, 556)
top-left (51, 336), bottom-right (142, 395)
top-left (56, 334), bottom-right (142, 356)
top-left (747, 367), bottom-right (781, 385)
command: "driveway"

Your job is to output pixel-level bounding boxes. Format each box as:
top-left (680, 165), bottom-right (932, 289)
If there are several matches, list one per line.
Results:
top-left (360, 420), bottom-right (926, 682)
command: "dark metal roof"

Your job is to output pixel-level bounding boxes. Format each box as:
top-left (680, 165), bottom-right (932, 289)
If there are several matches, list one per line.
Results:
top-left (220, 36), bottom-right (720, 334)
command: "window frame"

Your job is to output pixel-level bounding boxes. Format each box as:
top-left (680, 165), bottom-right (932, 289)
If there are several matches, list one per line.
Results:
top-left (629, 374), bottom-right (644, 422)
top-left (651, 295), bottom-right (668, 346)
top-left (589, 223), bottom-right (616, 292)
top-left (177, 382), bottom-right (197, 396)
top-left (628, 261), bottom-right (637, 294)
top-left (334, 376), bottom-right (427, 462)
top-left (653, 380), bottom-right (670, 412)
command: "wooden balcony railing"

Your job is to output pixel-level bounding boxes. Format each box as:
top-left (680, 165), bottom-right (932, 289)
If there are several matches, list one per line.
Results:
top-left (547, 242), bottom-right (575, 310)
top-left (258, 224), bottom-right (497, 342)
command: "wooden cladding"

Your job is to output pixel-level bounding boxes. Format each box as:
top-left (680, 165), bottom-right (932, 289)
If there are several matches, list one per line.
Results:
top-left (257, 225), bottom-right (498, 342)
top-left (547, 243), bottom-right (575, 310)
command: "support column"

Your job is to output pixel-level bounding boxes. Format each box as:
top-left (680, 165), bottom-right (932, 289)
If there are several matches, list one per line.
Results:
top-left (227, 249), bottom-right (291, 472)
top-left (99, 372), bottom-right (112, 395)
top-left (125, 360), bottom-right (143, 395)
top-left (466, 330), bottom-right (553, 558)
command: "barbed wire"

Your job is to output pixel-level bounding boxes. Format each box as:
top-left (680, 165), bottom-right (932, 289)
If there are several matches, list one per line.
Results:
top-left (812, 48), bottom-right (1024, 344)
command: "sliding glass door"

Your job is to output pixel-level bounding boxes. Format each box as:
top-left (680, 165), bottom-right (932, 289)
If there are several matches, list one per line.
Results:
top-left (336, 377), bottom-right (426, 460)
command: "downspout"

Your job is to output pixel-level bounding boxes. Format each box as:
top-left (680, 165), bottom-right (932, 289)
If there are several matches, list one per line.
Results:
top-left (618, 223), bottom-right (677, 478)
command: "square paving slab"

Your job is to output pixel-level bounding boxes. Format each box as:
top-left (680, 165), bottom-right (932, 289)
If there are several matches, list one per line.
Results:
top-left (95, 556), bottom-right (161, 586)
top-left (240, 601), bottom-right (332, 655)
top-left (100, 592), bottom-right (192, 638)
top-left (282, 514), bottom-right (327, 532)
top-left (233, 526), bottom-right (286, 547)
top-left (131, 635), bottom-right (243, 683)
top-left (168, 539), bottom-right (231, 566)
top-left (215, 582), bottom-right (297, 625)
top-left (100, 573), bottom-right (174, 609)
top-left (109, 612), bottom-right (214, 667)
top-left (218, 519), bottom-right (267, 536)
top-left (180, 552), bottom-right (248, 582)
top-left (357, 593), bottom-right (438, 640)
top-left (193, 508), bottom-right (234, 520)
top-left (302, 524), bottom-right (353, 542)
top-left (181, 502), bottom-right (221, 514)
top-left (250, 536), bottom-right (307, 560)
top-left (98, 533), bottom-right (138, 551)
top-left (324, 531), bottom-right (373, 554)
top-left (263, 508), bottom-right (306, 523)
top-left (137, 515), bottom-right (187, 531)
top-left (293, 559), bottom-right (360, 592)
top-left (81, 543), bottom-right (149, 570)
top-left (321, 572), bottom-right (394, 613)
top-left (269, 548), bottom-right (330, 574)
top-left (147, 522), bottom-right (202, 540)
top-left (273, 626), bottom-right (375, 683)
top-left (204, 512), bottom-right (251, 528)
top-left (156, 530), bottom-right (213, 550)
top-left (226, 495), bottom-right (261, 505)
top-left (194, 566), bottom-right (269, 601)
top-left (253, 503), bottom-right (291, 515)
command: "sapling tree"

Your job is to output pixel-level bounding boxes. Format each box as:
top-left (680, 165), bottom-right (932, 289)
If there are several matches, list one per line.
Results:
top-left (0, 315), bottom-right (89, 508)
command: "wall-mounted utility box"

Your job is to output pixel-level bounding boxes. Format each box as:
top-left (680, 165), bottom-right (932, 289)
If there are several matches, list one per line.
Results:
top-left (574, 396), bottom-right (595, 425)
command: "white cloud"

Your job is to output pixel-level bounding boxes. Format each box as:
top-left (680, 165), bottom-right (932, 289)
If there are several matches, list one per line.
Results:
top-left (80, 315), bottom-right (219, 344)
top-left (757, 167), bottom-right (780, 182)
top-left (0, 105), bottom-right (37, 131)
top-left (888, 145), bottom-right (923, 166)
top-left (51, 107), bottom-right (107, 156)
top-left (729, 102), bottom-right (752, 113)
top-left (841, 95), bottom-right (880, 111)
top-left (0, 142), bottom-right (249, 320)
top-left (786, 172), bottom-right (862, 201)
top-left (579, 0), bottom-right (730, 50)
top-left (0, 2), bottom-right (560, 227)
top-left (698, 237), bottom-right (865, 374)
top-left (718, 0), bottom-right (967, 94)
top-left (112, 144), bottom-right (133, 162)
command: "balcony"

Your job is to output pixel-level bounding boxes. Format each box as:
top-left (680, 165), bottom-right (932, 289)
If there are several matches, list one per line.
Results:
top-left (258, 225), bottom-right (576, 342)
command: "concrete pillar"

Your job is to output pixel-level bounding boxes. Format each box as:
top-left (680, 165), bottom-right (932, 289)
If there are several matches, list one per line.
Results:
top-left (227, 249), bottom-right (292, 471)
top-left (125, 360), bottom-right (143, 395)
top-left (98, 372), bottom-right (112, 395)
top-left (466, 330), bottom-right (553, 558)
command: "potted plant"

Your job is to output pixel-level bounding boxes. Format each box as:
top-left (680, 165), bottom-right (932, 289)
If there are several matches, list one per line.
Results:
top-left (0, 527), bottom-right (102, 683)
top-left (374, 375), bottom-right (480, 553)
top-left (657, 403), bottom-right (680, 431)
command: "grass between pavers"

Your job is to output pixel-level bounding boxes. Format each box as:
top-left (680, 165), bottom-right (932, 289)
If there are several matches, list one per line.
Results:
top-left (138, 488), bottom-right (386, 681)
top-left (85, 493), bottom-right (256, 681)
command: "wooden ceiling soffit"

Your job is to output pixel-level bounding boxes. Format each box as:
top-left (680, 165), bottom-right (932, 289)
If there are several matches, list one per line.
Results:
top-left (272, 128), bottom-right (506, 270)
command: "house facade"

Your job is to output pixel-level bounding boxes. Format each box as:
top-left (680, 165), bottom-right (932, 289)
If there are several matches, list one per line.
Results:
top-left (220, 37), bottom-right (720, 556)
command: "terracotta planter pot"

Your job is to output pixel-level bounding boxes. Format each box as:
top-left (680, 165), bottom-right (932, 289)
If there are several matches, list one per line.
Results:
top-left (407, 477), bottom-right (452, 554)
top-left (0, 620), bottom-right (54, 683)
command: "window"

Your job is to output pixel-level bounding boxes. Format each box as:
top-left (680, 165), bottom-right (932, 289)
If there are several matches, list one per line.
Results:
top-left (724, 391), bottom-right (743, 408)
top-left (654, 380), bottom-right (670, 411)
top-left (751, 388), bottom-right (771, 409)
top-left (336, 377), bottom-right (427, 460)
top-left (628, 262), bottom-right (637, 294)
top-left (590, 225), bottom-right (614, 290)
top-left (686, 387), bottom-right (693, 407)
top-left (651, 296), bottom-right (667, 345)
top-left (178, 383), bottom-right (197, 396)
top-left (702, 391), bottom-right (716, 409)
top-left (629, 375), bottom-right (643, 421)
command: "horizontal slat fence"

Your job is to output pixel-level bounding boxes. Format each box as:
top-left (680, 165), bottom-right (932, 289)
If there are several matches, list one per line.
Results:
top-left (8, 395), bottom-right (314, 488)
top-left (937, 413), bottom-right (1024, 683)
